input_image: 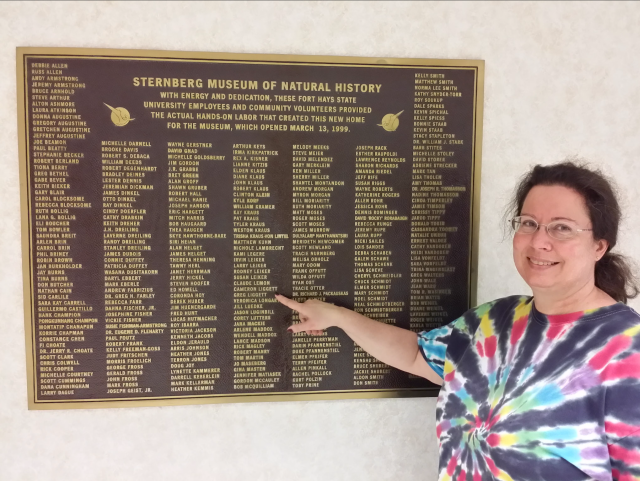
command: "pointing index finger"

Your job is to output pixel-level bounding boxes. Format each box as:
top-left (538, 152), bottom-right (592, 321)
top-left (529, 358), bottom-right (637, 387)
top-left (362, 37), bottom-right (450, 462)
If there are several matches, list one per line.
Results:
top-left (275, 294), bottom-right (305, 312)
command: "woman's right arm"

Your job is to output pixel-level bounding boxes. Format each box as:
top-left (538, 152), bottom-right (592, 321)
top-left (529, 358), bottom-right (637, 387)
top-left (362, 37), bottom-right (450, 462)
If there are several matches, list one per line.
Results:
top-left (275, 294), bottom-right (443, 385)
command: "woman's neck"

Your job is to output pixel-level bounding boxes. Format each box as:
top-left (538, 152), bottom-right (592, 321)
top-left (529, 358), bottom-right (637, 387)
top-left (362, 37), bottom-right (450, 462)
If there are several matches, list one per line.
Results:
top-left (531, 280), bottom-right (617, 315)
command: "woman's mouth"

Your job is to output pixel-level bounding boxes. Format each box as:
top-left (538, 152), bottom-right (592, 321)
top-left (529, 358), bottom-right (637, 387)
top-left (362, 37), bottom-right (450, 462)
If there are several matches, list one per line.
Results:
top-left (528, 257), bottom-right (560, 267)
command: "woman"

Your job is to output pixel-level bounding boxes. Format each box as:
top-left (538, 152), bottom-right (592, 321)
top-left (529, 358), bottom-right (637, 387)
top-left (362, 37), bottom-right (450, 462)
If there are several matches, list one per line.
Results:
top-left (276, 162), bottom-right (640, 481)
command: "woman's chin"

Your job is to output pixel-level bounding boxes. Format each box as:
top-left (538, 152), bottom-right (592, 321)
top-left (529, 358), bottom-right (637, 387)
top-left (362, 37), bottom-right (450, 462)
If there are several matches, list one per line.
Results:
top-left (519, 269), bottom-right (558, 290)
top-left (523, 275), bottom-right (558, 290)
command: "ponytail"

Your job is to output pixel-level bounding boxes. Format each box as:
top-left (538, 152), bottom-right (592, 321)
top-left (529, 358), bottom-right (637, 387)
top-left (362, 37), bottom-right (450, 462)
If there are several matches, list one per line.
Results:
top-left (595, 252), bottom-right (639, 303)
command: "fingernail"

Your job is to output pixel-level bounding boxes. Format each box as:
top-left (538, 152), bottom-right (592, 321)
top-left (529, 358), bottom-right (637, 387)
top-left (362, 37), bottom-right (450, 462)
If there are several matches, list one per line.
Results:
top-left (287, 328), bottom-right (293, 333)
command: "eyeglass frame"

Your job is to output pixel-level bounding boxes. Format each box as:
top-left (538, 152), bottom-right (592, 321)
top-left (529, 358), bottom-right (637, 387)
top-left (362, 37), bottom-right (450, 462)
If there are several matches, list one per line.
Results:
top-left (509, 215), bottom-right (593, 240)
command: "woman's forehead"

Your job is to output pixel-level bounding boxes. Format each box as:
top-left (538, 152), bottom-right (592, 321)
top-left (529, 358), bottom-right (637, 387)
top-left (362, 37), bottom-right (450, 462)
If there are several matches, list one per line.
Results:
top-left (522, 185), bottom-right (589, 220)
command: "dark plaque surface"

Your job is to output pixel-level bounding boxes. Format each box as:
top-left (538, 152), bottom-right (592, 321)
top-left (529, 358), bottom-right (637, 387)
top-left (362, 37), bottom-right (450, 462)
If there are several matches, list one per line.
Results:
top-left (17, 48), bottom-right (483, 409)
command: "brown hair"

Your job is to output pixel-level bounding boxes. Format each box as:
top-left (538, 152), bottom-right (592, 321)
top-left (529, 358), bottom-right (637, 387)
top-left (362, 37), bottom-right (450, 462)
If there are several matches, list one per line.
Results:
top-left (508, 160), bottom-right (638, 303)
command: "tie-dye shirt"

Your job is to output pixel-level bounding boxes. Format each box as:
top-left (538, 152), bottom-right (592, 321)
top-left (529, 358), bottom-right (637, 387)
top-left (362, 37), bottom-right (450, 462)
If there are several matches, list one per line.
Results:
top-left (418, 295), bottom-right (640, 481)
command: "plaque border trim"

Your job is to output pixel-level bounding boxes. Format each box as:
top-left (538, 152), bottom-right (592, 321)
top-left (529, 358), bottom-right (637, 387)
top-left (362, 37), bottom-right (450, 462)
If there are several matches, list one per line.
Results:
top-left (17, 47), bottom-right (484, 410)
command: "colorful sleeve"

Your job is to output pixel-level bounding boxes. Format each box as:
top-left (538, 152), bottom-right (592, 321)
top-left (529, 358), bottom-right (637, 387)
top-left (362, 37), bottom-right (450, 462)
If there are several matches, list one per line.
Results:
top-left (417, 300), bottom-right (500, 379)
top-left (417, 323), bottom-right (453, 379)
top-left (417, 313), bottom-right (472, 379)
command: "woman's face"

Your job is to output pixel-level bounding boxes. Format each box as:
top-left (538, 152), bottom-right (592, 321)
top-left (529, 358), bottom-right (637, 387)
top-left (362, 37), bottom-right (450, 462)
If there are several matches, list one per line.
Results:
top-left (512, 185), bottom-right (608, 294)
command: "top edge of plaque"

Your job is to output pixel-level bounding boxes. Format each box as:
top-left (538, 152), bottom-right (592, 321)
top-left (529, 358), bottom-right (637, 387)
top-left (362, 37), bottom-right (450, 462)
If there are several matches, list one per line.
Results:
top-left (17, 46), bottom-right (485, 69)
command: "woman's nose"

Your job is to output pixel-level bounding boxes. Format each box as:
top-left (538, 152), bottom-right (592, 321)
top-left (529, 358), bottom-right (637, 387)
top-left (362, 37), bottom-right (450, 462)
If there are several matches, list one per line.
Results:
top-left (530, 225), bottom-right (553, 249)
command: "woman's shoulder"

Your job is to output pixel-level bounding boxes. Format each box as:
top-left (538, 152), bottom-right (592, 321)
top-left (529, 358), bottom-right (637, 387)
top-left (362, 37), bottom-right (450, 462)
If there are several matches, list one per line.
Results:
top-left (589, 302), bottom-right (640, 330)
top-left (451, 295), bottom-right (532, 333)
top-left (465, 295), bottom-right (532, 319)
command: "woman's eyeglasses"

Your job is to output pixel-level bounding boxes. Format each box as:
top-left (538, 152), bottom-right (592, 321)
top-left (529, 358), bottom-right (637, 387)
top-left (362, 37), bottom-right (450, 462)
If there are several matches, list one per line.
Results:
top-left (510, 215), bottom-right (592, 240)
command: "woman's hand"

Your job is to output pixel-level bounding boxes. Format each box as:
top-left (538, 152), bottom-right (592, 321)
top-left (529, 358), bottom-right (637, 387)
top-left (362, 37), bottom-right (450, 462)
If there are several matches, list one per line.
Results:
top-left (275, 294), bottom-right (346, 335)
top-left (276, 294), bottom-right (440, 383)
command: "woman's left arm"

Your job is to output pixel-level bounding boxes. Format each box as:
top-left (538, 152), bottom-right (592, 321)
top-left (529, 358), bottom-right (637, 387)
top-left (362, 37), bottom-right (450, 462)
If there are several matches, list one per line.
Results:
top-left (608, 430), bottom-right (640, 481)
top-left (604, 339), bottom-right (640, 481)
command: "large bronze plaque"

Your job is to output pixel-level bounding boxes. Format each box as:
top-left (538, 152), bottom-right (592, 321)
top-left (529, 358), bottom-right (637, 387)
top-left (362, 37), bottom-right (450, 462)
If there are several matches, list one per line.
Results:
top-left (17, 47), bottom-right (483, 409)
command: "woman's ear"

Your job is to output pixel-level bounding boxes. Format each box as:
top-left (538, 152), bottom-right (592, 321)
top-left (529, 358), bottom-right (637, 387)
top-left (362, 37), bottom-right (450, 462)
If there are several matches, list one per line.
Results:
top-left (595, 239), bottom-right (609, 261)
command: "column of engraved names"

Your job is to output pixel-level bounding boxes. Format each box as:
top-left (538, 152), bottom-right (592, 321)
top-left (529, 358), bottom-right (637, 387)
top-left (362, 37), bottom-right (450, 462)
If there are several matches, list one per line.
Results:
top-left (232, 144), bottom-right (284, 391)
top-left (410, 73), bottom-right (463, 331)
top-left (168, 142), bottom-right (223, 393)
top-left (353, 146), bottom-right (407, 387)
top-left (291, 144), bottom-right (345, 389)
top-left (30, 60), bottom-right (96, 398)
top-left (102, 141), bottom-right (161, 396)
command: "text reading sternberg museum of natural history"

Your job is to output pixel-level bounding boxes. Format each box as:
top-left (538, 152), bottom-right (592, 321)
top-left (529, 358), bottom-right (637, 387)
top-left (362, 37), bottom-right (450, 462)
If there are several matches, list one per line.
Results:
top-left (133, 76), bottom-right (384, 92)
top-left (20, 49), bottom-right (482, 408)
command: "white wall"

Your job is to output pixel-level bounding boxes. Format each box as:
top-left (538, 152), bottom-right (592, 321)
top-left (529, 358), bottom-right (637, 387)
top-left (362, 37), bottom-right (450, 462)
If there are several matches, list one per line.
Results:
top-left (2, 2), bottom-right (640, 480)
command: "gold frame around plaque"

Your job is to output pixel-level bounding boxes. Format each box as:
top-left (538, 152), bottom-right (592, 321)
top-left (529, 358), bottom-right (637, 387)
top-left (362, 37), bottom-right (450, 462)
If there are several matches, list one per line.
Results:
top-left (17, 47), bottom-right (484, 410)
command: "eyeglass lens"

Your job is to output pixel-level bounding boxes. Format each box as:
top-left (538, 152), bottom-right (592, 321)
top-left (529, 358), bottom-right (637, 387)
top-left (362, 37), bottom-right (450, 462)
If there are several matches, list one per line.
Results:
top-left (511, 216), bottom-right (577, 239)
